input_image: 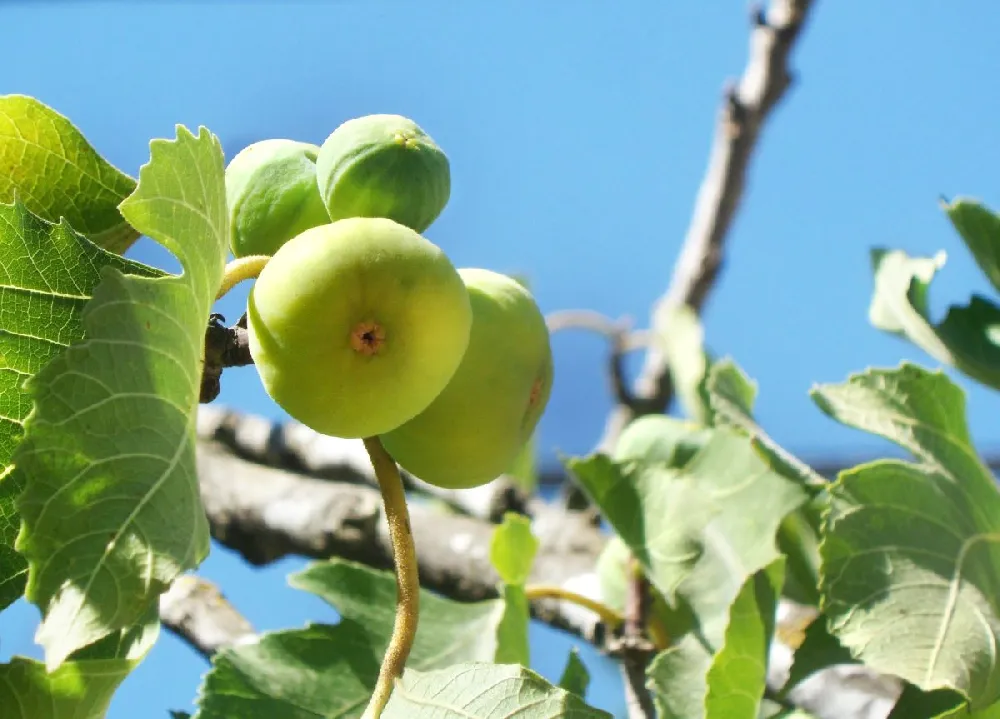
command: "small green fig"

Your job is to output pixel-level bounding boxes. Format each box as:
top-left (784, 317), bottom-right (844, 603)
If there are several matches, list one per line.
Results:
top-left (381, 269), bottom-right (554, 489)
top-left (247, 217), bottom-right (472, 439)
top-left (613, 414), bottom-right (711, 469)
top-left (315, 114), bottom-right (450, 233)
top-left (226, 139), bottom-right (330, 258)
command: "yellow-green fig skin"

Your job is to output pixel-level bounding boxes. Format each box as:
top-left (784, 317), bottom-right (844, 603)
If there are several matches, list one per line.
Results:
top-left (247, 217), bottom-right (472, 439)
top-left (380, 269), bottom-right (554, 489)
top-left (315, 114), bottom-right (450, 234)
top-left (226, 139), bottom-right (331, 258)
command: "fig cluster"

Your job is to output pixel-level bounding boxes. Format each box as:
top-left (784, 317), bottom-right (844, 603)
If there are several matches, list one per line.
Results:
top-left (227, 114), bottom-right (553, 490)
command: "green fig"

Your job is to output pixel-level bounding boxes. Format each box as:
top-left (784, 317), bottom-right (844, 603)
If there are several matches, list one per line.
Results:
top-left (316, 114), bottom-right (450, 233)
top-left (613, 414), bottom-right (711, 469)
top-left (381, 269), bottom-right (553, 489)
top-left (226, 139), bottom-right (331, 258)
top-left (247, 217), bottom-right (472, 439)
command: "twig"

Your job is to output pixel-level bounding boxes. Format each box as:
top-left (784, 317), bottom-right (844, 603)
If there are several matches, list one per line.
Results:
top-left (614, 556), bottom-right (656, 719)
top-left (159, 575), bottom-right (256, 660)
top-left (200, 314), bottom-right (253, 404)
top-left (598, 0), bottom-right (817, 452)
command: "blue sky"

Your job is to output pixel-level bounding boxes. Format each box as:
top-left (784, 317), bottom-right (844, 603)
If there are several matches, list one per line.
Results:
top-left (3, 2), bottom-right (1000, 717)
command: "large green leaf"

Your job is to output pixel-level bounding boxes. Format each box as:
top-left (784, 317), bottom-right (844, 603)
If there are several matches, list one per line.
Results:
top-left (0, 95), bottom-right (140, 253)
top-left (647, 558), bottom-right (785, 719)
top-left (0, 201), bottom-right (161, 613)
top-left (0, 605), bottom-right (159, 718)
top-left (382, 664), bottom-right (611, 718)
top-left (811, 363), bottom-right (1000, 710)
top-left (652, 303), bottom-right (714, 424)
top-left (868, 248), bottom-right (1000, 391)
top-left (194, 559), bottom-right (506, 718)
top-left (568, 426), bottom-right (807, 649)
top-left (13, 126), bottom-right (228, 668)
top-left (944, 198), bottom-right (1000, 296)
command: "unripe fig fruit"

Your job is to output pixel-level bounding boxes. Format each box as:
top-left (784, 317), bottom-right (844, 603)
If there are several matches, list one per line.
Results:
top-left (315, 114), bottom-right (450, 233)
top-left (614, 414), bottom-right (711, 469)
top-left (247, 217), bottom-right (472, 439)
top-left (381, 269), bottom-right (553, 489)
top-left (226, 139), bottom-right (330, 258)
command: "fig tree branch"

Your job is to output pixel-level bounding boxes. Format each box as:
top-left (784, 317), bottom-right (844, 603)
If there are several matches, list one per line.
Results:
top-left (599, 0), bottom-right (817, 452)
top-left (159, 575), bottom-right (256, 660)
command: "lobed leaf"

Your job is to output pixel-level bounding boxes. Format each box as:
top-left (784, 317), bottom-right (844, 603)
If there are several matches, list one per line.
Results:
top-left (0, 95), bottom-right (140, 253)
top-left (13, 126), bottom-right (228, 668)
top-left (194, 559), bottom-right (506, 718)
top-left (569, 427), bottom-right (807, 649)
top-left (944, 198), bottom-right (1000, 296)
top-left (382, 663), bottom-right (611, 718)
top-left (868, 248), bottom-right (1000, 391)
top-left (812, 363), bottom-right (1000, 710)
top-left (0, 201), bottom-right (160, 613)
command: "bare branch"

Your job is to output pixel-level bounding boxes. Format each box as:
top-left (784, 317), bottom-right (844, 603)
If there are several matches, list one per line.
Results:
top-left (195, 439), bottom-right (608, 642)
top-left (599, 0), bottom-right (817, 452)
top-left (160, 575), bottom-right (256, 660)
top-left (196, 405), bottom-right (529, 522)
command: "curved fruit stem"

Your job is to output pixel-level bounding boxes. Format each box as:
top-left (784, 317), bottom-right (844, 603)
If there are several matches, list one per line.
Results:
top-left (524, 585), bottom-right (670, 650)
top-left (361, 437), bottom-right (420, 719)
top-left (215, 254), bottom-right (271, 300)
top-left (524, 585), bottom-right (623, 628)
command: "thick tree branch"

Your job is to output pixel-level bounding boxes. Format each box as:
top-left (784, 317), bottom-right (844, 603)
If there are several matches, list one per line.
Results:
top-left (599, 0), bottom-right (817, 452)
top-left (196, 405), bottom-right (529, 522)
top-left (159, 575), bottom-right (256, 660)
top-left (195, 439), bottom-right (608, 642)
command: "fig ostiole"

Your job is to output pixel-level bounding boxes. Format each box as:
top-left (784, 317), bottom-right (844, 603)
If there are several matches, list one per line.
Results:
top-left (316, 114), bottom-right (450, 234)
top-left (226, 139), bottom-right (330, 258)
top-left (380, 268), bottom-right (554, 490)
top-left (246, 216), bottom-right (472, 439)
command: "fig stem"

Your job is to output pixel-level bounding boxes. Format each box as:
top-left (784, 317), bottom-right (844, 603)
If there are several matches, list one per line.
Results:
top-left (361, 437), bottom-right (420, 719)
top-left (524, 585), bottom-right (623, 628)
top-left (215, 254), bottom-right (271, 300)
top-left (524, 585), bottom-right (670, 650)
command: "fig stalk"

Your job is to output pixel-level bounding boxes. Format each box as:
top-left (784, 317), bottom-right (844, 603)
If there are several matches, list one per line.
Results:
top-left (523, 585), bottom-right (624, 629)
top-left (361, 436), bottom-right (420, 719)
top-left (216, 254), bottom-right (271, 300)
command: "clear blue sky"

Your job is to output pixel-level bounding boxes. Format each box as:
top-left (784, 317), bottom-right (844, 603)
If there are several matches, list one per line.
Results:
top-left (3, 2), bottom-right (1000, 717)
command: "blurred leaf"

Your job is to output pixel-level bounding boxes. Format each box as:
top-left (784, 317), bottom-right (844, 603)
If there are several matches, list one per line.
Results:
top-left (489, 512), bottom-right (538, 586)
top-left (558, 647), bottom-right (590, 698)
top-left (568, 427), bottom-right (807, 650)
top-left (811, 363), bottom-right (1000, 709)
top-left (944, 198), bottom-right (1000, 295)
top-left (0, 95), bottom-right (140, 253)
top-left (647, 558), bottom-right (785, 719)
top-left (653, 303), bottom-right (714, 424)
top-left (382, 663), bottom-right (611, 718)
top-left (0, 201), bottom-right (160, 613)
top-left (783, 615), bottom-right (855, 693)
top-left (613, 414), bottom-right (711, 469)
top-left (706, 359), bottom-right (825, 606)
top-left (13, 126), bottom-right (227, 668)
top-left (706, 359), bottom-right (826, 491)
top-left (887, 685), bottom-right (976, 719)
top-left (195, 559), bottom-right (506, 718)
top-left (868, 248), bottom-right (1000, 391)
top-left (489, 513), bottom-right (537, 666)
top-left (169, 713), bottom-right (192, 719)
